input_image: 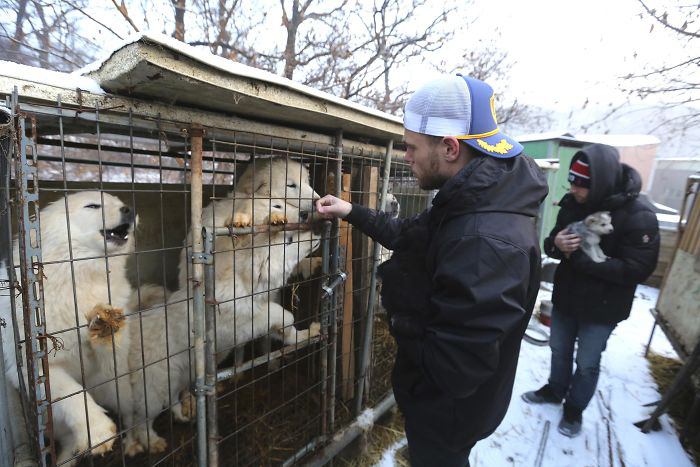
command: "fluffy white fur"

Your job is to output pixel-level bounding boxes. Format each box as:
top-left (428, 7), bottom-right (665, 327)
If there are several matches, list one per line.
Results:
top-left (220, 157), bottom-right (319, 228)
top-left (175, 157), bottom-right (319, 298)
top-left (0, 191), bottom-right (138, 465)
top-left (128, 218), bottom-right (322, 454)
top-left (567, 211), bottom-right (614, 263)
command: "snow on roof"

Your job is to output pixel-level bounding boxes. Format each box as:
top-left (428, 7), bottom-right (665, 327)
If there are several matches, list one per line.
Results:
top-left (1, 60), bottom-right (104, 95)
top-left (76, 32), bottom-right (403, 125)
top-left (575, 133), bottom-right (660, 147)
top-left (515, 131), bottom-right (577, 142)
top-left (516, 131), bottom-right (660, 147)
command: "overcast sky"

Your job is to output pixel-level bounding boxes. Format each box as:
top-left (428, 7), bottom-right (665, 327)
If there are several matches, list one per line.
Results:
top-left (425, 0), bottom-right (684, 107)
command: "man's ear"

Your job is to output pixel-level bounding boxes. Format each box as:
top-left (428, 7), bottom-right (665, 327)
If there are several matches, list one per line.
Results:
top-left (443, 136), bottom-right (461, 162)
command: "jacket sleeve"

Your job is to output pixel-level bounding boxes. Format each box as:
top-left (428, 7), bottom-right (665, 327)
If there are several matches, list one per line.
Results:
top-left (344, 203), bottom-right (428, 250)
top-left (568, 208), bottom-right (660, 285)
top-left (395, 234), bottom-right (531, 398)
top-left (543, 209), bottom-right (567, 260)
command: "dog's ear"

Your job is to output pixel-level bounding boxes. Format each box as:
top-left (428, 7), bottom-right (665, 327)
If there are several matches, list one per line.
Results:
top-left (584, 216), bottom-right (595, 226)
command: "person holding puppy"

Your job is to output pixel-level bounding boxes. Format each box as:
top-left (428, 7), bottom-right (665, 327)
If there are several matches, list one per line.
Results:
top-left (522, 143), bottom-right (660, 437)
top-left (316, 75), bottom-right (548, 466)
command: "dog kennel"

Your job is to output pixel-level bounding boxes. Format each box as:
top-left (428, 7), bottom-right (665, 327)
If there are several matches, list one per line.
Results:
top-left (0, 34), bottom-right (431, 467)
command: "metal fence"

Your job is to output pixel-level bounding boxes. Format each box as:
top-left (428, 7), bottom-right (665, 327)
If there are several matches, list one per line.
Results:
top-left (0, 88), bottom-right (428, 467)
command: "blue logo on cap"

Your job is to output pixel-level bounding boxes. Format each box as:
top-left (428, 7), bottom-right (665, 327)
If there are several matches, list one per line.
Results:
top-left (455, 74), bottom-right (523, 158)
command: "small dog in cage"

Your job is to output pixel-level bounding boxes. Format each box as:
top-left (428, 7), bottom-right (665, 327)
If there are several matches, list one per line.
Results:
top-left (0, 191), bottom-right (139, 465)
top-left (169, 157), bottom-right (320, 295)
top-left (379, 186), bottom-right (400, 264)
top-left (566, 211), bottom-right (614, 263)
top-left (128, 204), bottom-right (322, 455)
top-left (222, 156), bottom-right (320, 227)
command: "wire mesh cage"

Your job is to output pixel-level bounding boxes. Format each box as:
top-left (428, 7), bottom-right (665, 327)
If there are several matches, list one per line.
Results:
top-left (0, 79), bottom-right (421, 467)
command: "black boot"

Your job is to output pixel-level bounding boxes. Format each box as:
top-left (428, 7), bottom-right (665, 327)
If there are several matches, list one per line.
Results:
top-left (558, 402), bottom-right (583, 437)
top-left (521, 384), bottom-right (563, 404)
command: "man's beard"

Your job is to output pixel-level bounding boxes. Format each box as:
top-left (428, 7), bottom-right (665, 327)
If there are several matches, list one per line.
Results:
top-left (417, 152), bottom-right (447, 190)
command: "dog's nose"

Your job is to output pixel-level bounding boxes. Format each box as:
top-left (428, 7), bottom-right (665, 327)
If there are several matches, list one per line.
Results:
top-left (300, 211), bottom-right (310, 222)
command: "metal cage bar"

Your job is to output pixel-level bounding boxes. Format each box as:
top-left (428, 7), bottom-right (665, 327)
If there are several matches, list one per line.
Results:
top-left (0, 87), bottom-right (410, 466)
top-left (12, 89), bottom-right (56, 466)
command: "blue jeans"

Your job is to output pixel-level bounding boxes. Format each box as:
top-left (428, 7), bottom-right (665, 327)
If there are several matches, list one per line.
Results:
top-left (548, 307), bottom-right (616, 411)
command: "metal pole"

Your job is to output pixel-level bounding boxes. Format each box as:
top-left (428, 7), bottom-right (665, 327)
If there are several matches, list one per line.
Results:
top-left (203, 228), bottom-right (219, 467)
top-left (354, 139), bottom-right (393, 415)
top-left (319, 223), bottom-right (331, 435)
top-left (0, 104), bottom-right (13, 467)
top-left (189, 125), bottom-right (208, 467)
top-left (303, 393), bottom-right (396, 467)
top-left (327, 129), bottom-right (343, 434)
top-left (13, 88), bottom-right (55, 465)
top-left (1, 100), bottom-right (33, 467)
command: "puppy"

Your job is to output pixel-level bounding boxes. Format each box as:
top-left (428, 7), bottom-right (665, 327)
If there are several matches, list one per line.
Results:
top-left (379, 187), bottom-right (400, 264)
top-left (567, 211), bottom-right (614, 263)
top-left (224, 157), bottom-right (320, 228)
top-left (0, 191), bottom-right (138, 465)
top-left (174, 158), bottom-right (320, 293)
top-left (127, 204), bottom-right (322, 455)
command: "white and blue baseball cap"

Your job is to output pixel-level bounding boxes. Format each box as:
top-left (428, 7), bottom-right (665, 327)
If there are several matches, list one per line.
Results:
top-left (403, 74), bottom-right (523, 158)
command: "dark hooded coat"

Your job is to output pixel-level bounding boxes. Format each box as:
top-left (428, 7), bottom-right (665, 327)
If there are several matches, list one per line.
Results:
top-left (543, 144), bottom-right (660, 324)
top-left (346, 154), bottom-right (548, 451)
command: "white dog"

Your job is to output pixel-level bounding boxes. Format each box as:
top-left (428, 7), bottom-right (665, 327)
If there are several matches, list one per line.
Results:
top-left (220, 157), bottom-right (319, 228)
top-left (0, 191), bottom-right (138, 465)
top-left (379, 187), bottom-right (400, 264)
top-left (128, 207), bottom-right (322, 454)
top-left (567, 211), bottom-right (614, 263)
top-left (172, 157), bottom-right (319, 293)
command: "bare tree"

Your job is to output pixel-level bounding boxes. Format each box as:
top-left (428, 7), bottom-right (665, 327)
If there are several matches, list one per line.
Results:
top-left (172, 0), bottom-right (185, 41)
top-left (0, 0), bottom-right (99, 70)
top-left (447, 44), bottom-right (552, 132)
top-left (623, 0), bottom-right (700, 132)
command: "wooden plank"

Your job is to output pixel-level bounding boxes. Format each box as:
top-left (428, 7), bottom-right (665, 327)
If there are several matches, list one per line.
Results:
top-left (339, 174), bottom-right (355, 400)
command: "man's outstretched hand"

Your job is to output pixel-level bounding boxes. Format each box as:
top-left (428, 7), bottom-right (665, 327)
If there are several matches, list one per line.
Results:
top-left (316, 195), bottom-right (352, 219)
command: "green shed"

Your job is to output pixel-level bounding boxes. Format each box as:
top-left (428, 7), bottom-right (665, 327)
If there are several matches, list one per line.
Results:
top-left (518, 133), bottom-right (588, 247)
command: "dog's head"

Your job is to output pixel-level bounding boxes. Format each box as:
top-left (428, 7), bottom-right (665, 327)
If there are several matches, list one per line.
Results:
top-left (40, 191), bottom-right (137, 258)
top-left (584, 211), bottom-right (614, 235)
top-left (382, 188), bottom-right (400, 219)
top-left (241, 158), bottom-right (320, 213)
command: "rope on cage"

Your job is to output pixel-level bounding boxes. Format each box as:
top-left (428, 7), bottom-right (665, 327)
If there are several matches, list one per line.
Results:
top-left (37, 332), bottom-right (65, 358)
top-left (290, 282), bottom-right (301, 313)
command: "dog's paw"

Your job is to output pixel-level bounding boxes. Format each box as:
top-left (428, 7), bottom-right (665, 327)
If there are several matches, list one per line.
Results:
top-left (123, 436), bottom-right (145, 457)
top-left (134, 427), bottom-right (168, 455)
top-left (86, 304), bottom-right (126, 345)
top-left (226, 211), bottom-right (252, 228)
top-left (172, 389), bottom-right (196, 422)
top-left (148, 435), bottom-right (168, 454)
top-left (268, 212), bottom-right (288, 225)
top-left (89, 416), bottom-right (117, 456)
top-left (308, 322), bottom-right (321, 338)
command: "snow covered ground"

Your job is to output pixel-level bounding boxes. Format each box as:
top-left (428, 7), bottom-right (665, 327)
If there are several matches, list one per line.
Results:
top-left (376, 285), bottom-right (695, 467)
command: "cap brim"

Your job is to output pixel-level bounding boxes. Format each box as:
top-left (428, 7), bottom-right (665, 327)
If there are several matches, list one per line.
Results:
top-left (462, 132), bottom-right (523, 158)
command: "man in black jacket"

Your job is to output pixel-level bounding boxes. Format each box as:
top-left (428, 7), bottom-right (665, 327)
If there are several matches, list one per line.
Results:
top-left (316, 75), bottom-right (548, 466)
top-left (522, 144), bottom-right (660, 437)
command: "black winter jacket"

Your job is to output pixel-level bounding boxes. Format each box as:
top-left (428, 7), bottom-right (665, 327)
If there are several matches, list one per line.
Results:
top-left (346, 154), bottom-right (548, 451)
top-left (543, 144), bottom-right (660, 324)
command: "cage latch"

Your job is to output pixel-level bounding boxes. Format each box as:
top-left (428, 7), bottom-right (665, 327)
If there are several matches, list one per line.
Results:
top-left (321, 271), bottom-right (347, 298)
top-left (191, 253), bottom-right (213, 265)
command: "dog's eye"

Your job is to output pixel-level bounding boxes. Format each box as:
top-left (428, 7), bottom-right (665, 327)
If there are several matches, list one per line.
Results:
top-left (84, 204), bottom-right (101, 209)
top-left (273, 204), bottom-right (282, 209)
top-left (287, 182), bottom-right (297, 189)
